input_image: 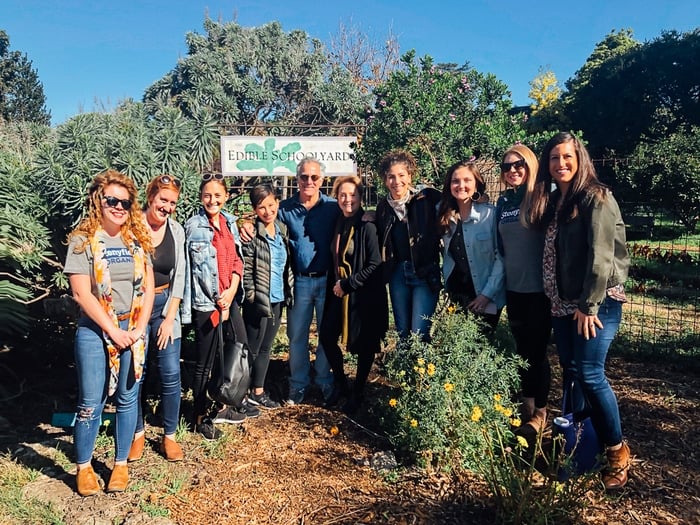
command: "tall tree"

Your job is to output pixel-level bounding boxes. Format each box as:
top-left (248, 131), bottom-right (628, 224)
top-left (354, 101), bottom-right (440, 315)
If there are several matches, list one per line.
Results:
top-left (0, 30), bottom-right (51, 125)
top-left (143, 19), bottom-right (370, 134)
top-left (563, 29), bottom-right (700, 158)
top-left (355, 51), bottom-right (529, 186)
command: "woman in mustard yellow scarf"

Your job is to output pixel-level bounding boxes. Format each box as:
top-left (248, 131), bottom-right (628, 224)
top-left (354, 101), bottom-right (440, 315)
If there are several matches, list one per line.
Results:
top-left (319, 175), bottom-right (388, 415)
top-left (65, 170), bottom-right (154, 496)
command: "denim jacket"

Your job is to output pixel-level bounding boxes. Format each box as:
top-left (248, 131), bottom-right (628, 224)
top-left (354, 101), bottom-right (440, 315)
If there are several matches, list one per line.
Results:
top-left (441, 202), bottom-right (506, 308)
top-left (181, 209), bottom-right (243, 324)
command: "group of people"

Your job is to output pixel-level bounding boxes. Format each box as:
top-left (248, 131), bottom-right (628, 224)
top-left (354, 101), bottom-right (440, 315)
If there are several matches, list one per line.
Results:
top-left (64, 131), bottom-right (631, 497)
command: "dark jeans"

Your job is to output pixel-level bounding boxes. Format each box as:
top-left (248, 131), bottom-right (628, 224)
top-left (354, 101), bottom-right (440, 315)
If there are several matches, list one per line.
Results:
top-left (191, 303), bottom-right (248, 419)
top-left (506, 291), bottom-right (552, 408)
top-left (243, 302), bottom-right (283, 390)
top-left (551, 296), bottom-right (623, 446)
top-left (136, 289), bottom-right (182, 435)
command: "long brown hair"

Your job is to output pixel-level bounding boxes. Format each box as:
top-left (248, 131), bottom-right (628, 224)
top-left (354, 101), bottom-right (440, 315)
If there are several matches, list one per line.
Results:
top-left (526, 132), bottom-right (607, 228)
top-left (437, 160), bottom-right (485, 235)
top-left (68, 170), bottom-right (153, 254)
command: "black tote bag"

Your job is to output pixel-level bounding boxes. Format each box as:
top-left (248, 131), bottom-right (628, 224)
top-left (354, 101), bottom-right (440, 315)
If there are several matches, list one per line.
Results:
top-left (208, 316), bottom-right (251, 407)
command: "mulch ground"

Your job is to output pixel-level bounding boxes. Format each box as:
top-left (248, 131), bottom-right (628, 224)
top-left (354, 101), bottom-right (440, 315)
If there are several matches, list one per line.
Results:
top-left (1, 318), bottom-right (699, 524)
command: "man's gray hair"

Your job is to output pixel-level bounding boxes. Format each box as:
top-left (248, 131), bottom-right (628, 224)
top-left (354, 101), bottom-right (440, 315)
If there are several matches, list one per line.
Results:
top-left (296, 157), bottom-right (324, 177)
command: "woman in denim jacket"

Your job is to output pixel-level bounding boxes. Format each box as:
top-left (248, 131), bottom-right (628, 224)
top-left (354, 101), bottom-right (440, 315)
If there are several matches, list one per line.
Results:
top-left (182, 175), bottom-right (253, 440)
top-left (437, 160), bottom-right (505, 332)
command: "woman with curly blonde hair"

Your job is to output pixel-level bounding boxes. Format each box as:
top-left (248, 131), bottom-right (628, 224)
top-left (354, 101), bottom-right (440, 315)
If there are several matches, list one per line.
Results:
top-left (64, 170), bottom-right (155, 496)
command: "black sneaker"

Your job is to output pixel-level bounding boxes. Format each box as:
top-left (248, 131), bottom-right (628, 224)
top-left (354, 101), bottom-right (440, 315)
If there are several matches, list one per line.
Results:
top-left (213, 407), bottom-right (246, 424)
top-left (196, 417), bottom-right (222, 440)
top-left (238, 399), bottom-right (260, 418)
top-left (248, 391), bottom-right (281, 409)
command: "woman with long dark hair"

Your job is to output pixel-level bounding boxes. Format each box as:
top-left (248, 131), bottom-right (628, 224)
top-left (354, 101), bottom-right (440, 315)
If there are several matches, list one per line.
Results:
top-left (527, 132), bottom-right (631, 490)
top-left (437, 160), bottom-right (505, 332)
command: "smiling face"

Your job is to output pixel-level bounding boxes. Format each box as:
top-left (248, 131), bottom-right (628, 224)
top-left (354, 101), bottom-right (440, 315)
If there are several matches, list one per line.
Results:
top-left (296, 161), bottom-right (323, 201)
top-left (147, 187), bottom-right (179, 228)
top-left (254, 194), bottom-right (279, 225)
top-left (101, 183), bottom-right (131, 233)
top-left (384, 162), bottom-right (412, 200)
top-left (200, 180), bottom-right (228, 219)
top-left (502, 154), bottom-right (528, 188)
top-left (337, 182), bottom-right (361, 217)
top-left (450, 166), bottom-right (477, 203)
top-left (549, 141), bottom-right (579, 193)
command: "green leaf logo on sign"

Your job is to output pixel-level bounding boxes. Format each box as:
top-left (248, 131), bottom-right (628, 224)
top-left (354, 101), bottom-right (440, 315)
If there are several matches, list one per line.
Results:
top-left (235, 138), bottom-right (301, 174)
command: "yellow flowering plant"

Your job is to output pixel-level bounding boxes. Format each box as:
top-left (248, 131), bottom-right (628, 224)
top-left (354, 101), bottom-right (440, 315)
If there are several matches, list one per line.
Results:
top-left (378, 299), bottom-right (523, 471)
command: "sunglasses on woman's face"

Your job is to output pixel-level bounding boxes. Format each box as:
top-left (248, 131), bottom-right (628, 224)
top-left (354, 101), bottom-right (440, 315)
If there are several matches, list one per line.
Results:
top-left (202, 173), bottom-right (224, 181)
top-left (500, 159), bottom-right (526, 173)
top-left (102, 195), bottom-right (132, 211)
top-left (159, 175), bottom-right (181, 188)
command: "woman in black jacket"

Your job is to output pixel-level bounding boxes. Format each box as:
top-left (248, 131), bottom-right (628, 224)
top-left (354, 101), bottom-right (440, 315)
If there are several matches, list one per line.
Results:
top-left (320, 176), bottom-right (388, 414)
top-left (241, 184), bottom-right (294, 409)
top-left (375, 150), bottom-right (442, 341)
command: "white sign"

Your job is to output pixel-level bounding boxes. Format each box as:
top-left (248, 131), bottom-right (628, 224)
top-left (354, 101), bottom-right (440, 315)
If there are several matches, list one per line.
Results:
top-left (220, 136), bottom-right (357, 176)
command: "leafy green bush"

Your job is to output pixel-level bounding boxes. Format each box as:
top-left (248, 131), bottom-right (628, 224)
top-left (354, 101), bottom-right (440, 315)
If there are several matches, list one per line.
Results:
top-left (380, 301), bottom-right (523, 471)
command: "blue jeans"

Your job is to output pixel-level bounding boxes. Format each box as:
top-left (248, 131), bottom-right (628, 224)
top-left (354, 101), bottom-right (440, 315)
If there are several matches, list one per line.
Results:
top-left (388, 261), bottom-right (439, 340)
top-left (136, 289), bottom-right (181, 436)
top-left (74, 317), bottom-right (140, 464)
top-left (551, 296), bottom-right (623, 446)
top-left (287, 275), bottom-right (333, 398)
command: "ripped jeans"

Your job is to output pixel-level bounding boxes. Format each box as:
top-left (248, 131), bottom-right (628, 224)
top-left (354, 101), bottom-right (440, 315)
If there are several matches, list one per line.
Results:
top-left (74, 316), bottom-right (140, 464)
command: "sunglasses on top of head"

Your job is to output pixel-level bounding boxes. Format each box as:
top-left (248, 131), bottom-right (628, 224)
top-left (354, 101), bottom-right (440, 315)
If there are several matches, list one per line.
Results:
top-left (202, 173), bottom-right (224, 181)
top-left (500, 159), bottom-right (527, 173)
top-left (102, 195), bottom-right (132, 211)
top-left (159, 175), bottom-right (181, 188)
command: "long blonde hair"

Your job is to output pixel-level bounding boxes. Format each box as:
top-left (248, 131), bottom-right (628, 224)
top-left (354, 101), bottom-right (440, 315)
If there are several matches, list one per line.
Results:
top-left (68, 170), bottom-right (153, 254)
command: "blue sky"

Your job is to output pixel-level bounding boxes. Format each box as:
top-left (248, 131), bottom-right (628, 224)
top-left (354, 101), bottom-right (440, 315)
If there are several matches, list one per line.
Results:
top-left (2, 0), bottom-right (698, 125)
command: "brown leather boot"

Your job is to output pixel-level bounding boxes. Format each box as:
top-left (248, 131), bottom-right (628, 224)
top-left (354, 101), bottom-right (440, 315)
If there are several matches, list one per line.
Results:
top-left (526, 408), bottom-right (547, 433)
top-left (603, 441), bottom-right (631, 490)
top-left (76, 465), bottom-right (100, 496)
top-left (160, 436), bottom-right (184, 462)
top-left (127, 433), bottom-right (145, 462)
top-left (106, 464), bottom-right (129, 492)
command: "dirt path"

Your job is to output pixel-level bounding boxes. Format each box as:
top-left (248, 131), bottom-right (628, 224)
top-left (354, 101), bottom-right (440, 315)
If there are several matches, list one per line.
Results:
top-left (1, 337), bottom-right (699, 524)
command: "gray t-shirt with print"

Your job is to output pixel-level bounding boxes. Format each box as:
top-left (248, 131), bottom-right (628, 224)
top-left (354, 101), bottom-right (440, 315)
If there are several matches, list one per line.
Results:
top-left (64, 232), bottom-right (137, 315)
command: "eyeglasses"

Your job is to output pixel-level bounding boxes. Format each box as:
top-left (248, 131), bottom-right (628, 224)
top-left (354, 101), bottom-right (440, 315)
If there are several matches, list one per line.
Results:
top-left (500, 159), bottom-right (527, 172)
top-left (298, 174), bottom-right (322, 182)
top-left (159, 175), bottom-right (181, 188)
top-left (102, 195), bottom-right (132, 211)
top-left (202, 173), bottom-right (224, 181)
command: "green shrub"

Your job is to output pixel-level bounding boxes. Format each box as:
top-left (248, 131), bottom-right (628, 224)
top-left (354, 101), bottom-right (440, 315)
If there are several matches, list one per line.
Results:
top-left (380, 300), bottom-right (523, 471)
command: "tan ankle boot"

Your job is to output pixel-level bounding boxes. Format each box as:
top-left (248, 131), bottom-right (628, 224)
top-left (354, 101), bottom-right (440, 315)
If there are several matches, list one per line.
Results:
top-left (76, 465), bottom-right (100, 496)
top-left (603, 441), bottom-right (631, 490)
top-left (127, 433), bottom-right (145, 462)
top-left (160, 436), bottom-right (184, 462)
top-left (107, 464), bottom-right (129, 492)
top-left (526, 408), bottom-right (547, 433)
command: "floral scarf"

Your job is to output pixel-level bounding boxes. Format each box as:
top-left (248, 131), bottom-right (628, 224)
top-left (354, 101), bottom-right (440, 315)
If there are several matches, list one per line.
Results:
top-left (386, 188), bottom-right (415, 222)
top-left (90, 228), bottom-right (147, 396)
